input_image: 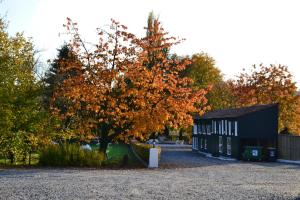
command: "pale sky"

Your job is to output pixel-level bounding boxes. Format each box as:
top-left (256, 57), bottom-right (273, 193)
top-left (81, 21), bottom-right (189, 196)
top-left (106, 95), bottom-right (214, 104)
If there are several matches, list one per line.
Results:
top-left (1, 0), bottom-right (300, 87)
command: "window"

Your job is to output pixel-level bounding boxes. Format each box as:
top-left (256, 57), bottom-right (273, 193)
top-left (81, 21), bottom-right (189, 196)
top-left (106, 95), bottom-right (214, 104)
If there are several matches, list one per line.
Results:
top-left (192, 137), bottom-right (195, 149)
top-left (207, 124), bottom-right (212, 135)
top-left (200, 138), bottom-right (203, 149)
top-left (204, 139), bottom-right (207, 150)
top-left (193, 124), bottom-right (197, 135)
top-left (231, 121), bottom-right (235, 135)
top-left (213, 121), bottom-right (216, 134)
top-left (198, 124), bottom-right (201, 134)
top-left (234, 121), bottom-right (238, 136)
top-left (219, 136), bottom-right (223, 153)
top-left (192, 137), bottom-right (199, 150)
top-left (222, 120), bottom-right (224, 135)
top-left (228, 121), bottom-right (232, 135)
top-left (227, 137), bottom-right (231, 155)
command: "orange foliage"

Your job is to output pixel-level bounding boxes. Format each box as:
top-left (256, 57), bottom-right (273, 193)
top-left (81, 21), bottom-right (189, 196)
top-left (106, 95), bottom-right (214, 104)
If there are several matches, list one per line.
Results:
top-left (231, 64), bottom-right (299, 132)
top-left (52, 18), bottom-right (208, 148)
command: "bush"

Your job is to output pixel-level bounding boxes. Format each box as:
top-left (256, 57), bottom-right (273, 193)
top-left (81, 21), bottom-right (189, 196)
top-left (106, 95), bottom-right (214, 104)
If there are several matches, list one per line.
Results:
top-left (39, 143), bottom-right (104, 167)
top-left (131, 142), bottom-right (161, 164)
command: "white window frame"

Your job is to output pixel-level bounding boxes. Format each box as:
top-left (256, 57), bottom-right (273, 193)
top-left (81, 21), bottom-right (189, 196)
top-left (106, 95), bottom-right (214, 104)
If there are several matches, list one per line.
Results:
top-left (221, 120), bottom-right (224, 135)
top-left (214, 121), bottom-right (217, 134)
top-left (228, 121), bottom-right (231, 135)
top-left (225, 120), bottom-right (227, 135)
top-left (193, 124), bottom-right (197, 135)
top-left (235, 121), bottom-right (238, 136)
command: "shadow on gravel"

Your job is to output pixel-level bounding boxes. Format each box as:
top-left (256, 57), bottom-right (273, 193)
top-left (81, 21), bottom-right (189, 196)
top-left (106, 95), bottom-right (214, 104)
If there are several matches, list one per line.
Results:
top-left (159, 147), bottom-right (300, 169)
top-left (159, 147), bottom-right (237, 169)
top-left (240, 161), bottom-right (300, 169)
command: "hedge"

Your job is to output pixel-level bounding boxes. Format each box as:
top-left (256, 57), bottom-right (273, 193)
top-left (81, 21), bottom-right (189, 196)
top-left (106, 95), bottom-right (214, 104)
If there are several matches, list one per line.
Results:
top-left (39, 144), bottom-right (104, 167)
top-left (130, 142), bottom-right (161, 164)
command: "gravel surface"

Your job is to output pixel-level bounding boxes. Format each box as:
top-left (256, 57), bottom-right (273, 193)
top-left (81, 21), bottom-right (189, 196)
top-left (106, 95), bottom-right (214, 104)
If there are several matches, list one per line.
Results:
top-left (0, 147), bottom-right (300, 200)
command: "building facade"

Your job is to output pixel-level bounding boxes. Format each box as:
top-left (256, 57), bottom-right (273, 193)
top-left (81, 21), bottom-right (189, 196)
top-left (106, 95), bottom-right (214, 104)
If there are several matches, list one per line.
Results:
top-left (192, 104), bottom-right (278, 160)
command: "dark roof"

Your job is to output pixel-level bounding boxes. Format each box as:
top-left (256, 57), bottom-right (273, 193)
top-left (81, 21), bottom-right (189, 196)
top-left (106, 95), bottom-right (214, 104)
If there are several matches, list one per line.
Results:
top-left (195, 104), bottom-right (277, 120)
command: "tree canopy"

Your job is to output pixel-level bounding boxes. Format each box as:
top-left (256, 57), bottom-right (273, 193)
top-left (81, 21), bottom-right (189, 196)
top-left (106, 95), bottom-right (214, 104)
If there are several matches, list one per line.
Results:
top-left (231, 64), bottom-right (299, 132)
top-left (0, 18), bottom-right (49, 163)
top-left (52, 18), bottom-right (209, 151)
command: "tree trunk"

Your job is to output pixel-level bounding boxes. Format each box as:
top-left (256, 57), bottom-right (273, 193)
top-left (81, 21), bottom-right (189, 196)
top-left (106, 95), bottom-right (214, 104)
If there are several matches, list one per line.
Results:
top-left (22, 152), bottom-right (27, 164)
top-left (164, 126), bottom-right (170, 137)
top-left (28, 151), bottom-right (32, 166)
top-left (179, 129), bottom-right (183, 140)
top-left (99, 124), bottom-right (111, 154)
top-left (8, 152), bottom-right (14, 164)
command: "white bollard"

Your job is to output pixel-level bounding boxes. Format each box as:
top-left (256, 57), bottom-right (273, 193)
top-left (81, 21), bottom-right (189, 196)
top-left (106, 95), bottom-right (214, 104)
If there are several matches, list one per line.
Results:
top-left (148, 148), bottom-right (159, 168)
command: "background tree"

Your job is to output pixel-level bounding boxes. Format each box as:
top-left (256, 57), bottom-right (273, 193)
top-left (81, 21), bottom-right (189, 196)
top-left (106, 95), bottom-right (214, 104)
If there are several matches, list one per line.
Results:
top-left (182, 53), bottom-right (222, 88)
top-left (208, 80), bottom-right (237, 110)
top-left (52, 18), bottom-right (208, 152)
top-left (181, 52), bottom-right (234, 110)
top-left (0, 18), bottom-right (49, 164)
top-left (43, 44), bottom-right (75, 108)
top-left (43, 44), bottom-right (83, 142)
top-left (231, 64), bottom-right (299, 133)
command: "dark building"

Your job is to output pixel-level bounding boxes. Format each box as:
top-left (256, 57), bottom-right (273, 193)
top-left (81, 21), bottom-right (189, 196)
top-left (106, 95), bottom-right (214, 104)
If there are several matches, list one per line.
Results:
top-left (192, 104), bottom-right (278, 160)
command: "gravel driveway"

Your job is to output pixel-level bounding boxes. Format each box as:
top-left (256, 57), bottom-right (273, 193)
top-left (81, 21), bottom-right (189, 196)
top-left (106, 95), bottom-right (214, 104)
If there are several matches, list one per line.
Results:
top-left (0, 147), bottom-right (300, 200)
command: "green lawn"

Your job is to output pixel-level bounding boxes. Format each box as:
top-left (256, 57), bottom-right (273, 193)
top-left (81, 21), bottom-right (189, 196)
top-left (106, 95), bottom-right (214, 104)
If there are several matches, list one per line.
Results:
top-left (105, 144), bottom-right (143, 167)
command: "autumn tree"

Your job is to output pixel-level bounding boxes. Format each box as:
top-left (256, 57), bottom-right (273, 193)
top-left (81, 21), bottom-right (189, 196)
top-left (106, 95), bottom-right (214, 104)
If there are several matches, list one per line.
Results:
top-left (231, 64), bottom-right (299, 132)
top-left (145, 11), bottom-right (169, 70)
top-left (295, 93), bottom-right (300, 134)
top-left (52, 18), bottom-right (208, 152)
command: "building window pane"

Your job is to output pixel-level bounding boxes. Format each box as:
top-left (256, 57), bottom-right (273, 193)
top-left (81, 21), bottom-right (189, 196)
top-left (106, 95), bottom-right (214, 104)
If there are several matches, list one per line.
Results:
top-left (219, 136), bottom-right (223, 153)
top-left (225, 120), bottom-right (227, 135)
top-left (192, 137), bottom-right (195, 149)
top-left (227, 137), bottom-right (231, 155)
top-left (204, 139), bottom-right (207, 150)
top-left (200, 138), bottom-right (203, 149)
top-left (228, 121), bottom-right (231, 136)
top-left (235, 121), bottom-right (238, 136)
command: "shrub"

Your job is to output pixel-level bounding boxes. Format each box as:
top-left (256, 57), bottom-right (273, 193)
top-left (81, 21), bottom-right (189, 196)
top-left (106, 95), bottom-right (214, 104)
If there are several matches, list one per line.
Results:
top-left (39, 143), bottom-right (104, 167)
top-left (131, 142), bottom-right (161, 164)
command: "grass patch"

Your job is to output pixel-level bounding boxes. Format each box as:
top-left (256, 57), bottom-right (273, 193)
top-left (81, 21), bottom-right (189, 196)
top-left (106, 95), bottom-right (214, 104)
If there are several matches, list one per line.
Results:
top-left (105, 144), bottom-right (142, 167)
